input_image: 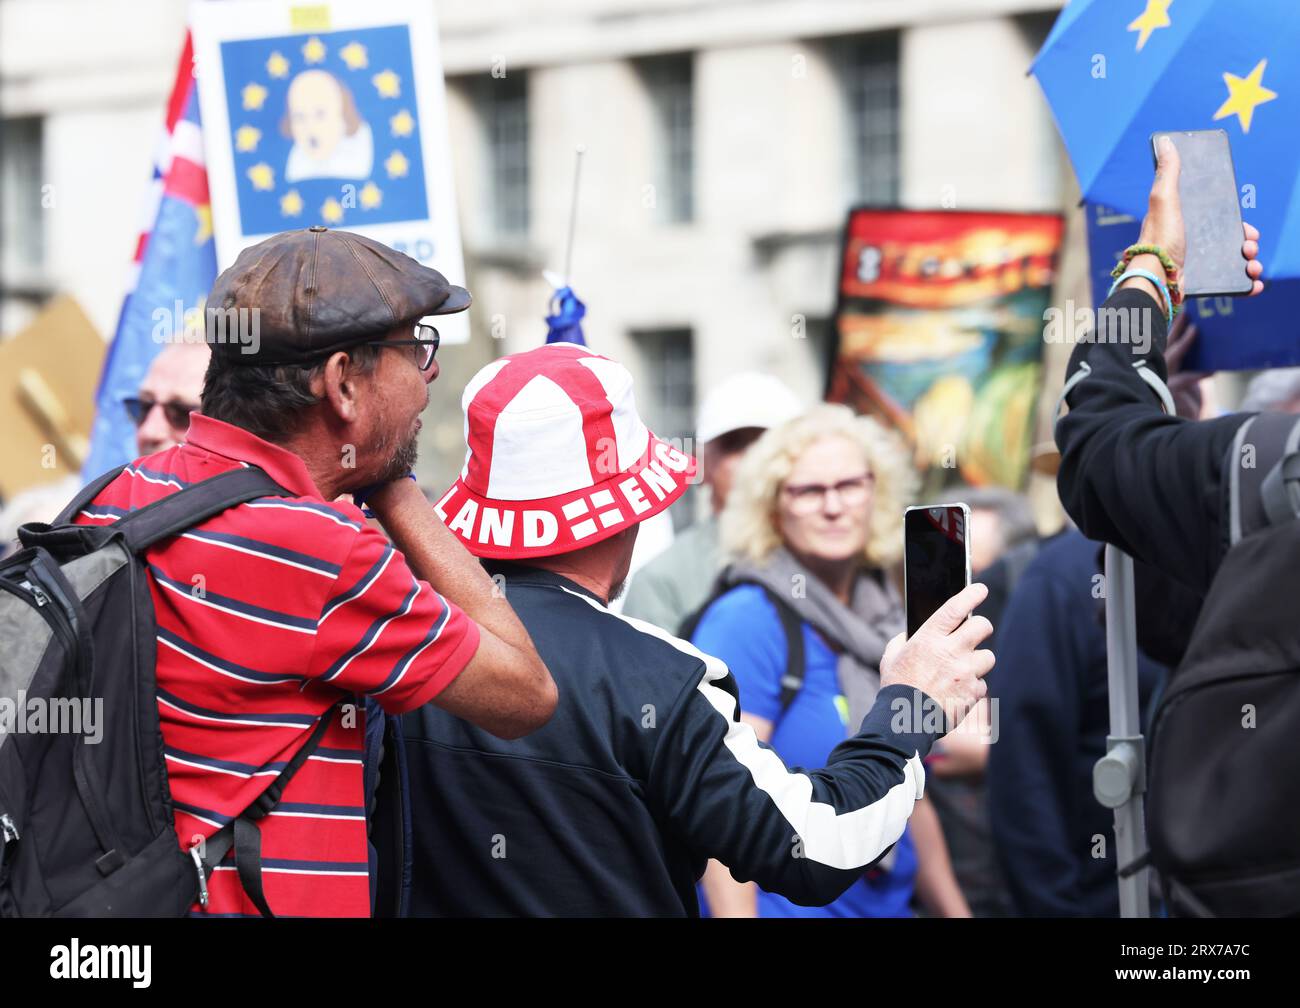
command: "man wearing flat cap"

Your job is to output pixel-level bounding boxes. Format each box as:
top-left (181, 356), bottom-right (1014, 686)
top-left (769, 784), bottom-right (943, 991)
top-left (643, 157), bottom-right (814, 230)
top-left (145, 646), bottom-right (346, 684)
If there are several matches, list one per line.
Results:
top-left (71, 227), bottom-right (556, 917)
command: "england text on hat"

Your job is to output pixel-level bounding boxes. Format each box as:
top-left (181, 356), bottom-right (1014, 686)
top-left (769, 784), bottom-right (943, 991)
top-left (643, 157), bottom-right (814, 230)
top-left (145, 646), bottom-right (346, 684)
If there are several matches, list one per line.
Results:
top-left (435, 440), bottom-right (692, 552)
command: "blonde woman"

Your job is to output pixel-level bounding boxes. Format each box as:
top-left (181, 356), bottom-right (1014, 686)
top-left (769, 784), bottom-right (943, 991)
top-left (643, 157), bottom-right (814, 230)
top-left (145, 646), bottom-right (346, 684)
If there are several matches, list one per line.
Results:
top-left (693, 403), bottom-right (970, 918)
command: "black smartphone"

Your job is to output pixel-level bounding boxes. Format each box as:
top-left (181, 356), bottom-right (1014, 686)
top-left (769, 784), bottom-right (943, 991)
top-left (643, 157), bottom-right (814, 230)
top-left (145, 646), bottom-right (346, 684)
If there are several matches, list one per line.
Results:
top-left (1149, 129), bottom-right (1253, 298)
top-left (903, 503), bottom-right (971, 638)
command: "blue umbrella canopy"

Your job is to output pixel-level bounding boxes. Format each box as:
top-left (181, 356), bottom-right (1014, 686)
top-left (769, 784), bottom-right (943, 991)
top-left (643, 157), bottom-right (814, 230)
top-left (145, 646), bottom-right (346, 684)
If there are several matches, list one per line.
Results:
top-left (1032, 0), bottom-right (1300, 278)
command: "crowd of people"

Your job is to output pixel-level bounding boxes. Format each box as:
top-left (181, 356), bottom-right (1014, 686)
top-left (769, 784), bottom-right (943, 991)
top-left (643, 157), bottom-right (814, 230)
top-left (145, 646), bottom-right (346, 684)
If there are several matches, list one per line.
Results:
top-left (0, 141), bottom-right (1284, 918)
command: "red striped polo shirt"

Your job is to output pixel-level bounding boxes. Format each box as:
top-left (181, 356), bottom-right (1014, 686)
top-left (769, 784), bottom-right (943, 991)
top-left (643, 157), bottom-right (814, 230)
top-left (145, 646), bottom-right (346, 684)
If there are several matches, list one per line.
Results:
top-left (73, 414), bottom-right (480, 917)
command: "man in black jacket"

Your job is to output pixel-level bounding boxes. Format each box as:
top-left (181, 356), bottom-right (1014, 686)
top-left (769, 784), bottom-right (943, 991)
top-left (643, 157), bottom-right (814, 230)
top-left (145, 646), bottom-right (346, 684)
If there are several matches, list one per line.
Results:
top-left (388, 341), bottom-right (993, 916)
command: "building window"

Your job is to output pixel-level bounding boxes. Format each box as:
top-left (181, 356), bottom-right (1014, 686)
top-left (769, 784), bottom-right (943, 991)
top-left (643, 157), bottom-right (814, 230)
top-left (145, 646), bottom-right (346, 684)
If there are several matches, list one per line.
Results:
top-left (801, 316), bottom-right (834, 393)
top-left (633, 327), bottom-right (695, 444)
top-left (834, 34), bottom-right (900, 205)
top-left (638, 54), bottom-right (694, 224)
top-left (470, 73), bottom-right (530, 238)
top-left (633, 326), bottom-right (695, 529)
top-left (1, 117), bottom-right (45, 292)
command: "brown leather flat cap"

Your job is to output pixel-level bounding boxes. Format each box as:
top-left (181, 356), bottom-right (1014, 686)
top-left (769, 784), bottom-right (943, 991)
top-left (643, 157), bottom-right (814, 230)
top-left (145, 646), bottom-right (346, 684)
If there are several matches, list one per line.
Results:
top-left (205, 226), bottom-right (470, 365)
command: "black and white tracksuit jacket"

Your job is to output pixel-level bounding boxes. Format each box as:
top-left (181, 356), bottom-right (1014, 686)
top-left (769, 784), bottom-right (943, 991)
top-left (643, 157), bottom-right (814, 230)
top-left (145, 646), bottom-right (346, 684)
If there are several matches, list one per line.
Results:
top-left (390, 562), bottom-right (943, 916)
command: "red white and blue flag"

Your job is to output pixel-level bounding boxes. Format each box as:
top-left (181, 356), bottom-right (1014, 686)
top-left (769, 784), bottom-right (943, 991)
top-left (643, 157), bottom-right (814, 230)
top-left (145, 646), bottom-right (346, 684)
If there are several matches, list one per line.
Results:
top-left (83, 33), bottom-right (216, 480)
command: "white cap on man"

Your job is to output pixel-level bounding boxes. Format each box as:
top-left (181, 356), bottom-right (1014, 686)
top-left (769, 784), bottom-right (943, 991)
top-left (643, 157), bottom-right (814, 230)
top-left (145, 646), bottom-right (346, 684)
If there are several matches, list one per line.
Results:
top-left (695, 371), bottom-right (803, 445)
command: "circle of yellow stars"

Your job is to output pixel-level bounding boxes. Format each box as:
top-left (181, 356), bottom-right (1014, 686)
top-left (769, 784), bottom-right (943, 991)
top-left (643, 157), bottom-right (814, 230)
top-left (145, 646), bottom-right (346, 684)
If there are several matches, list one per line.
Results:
top-left (233, 37), bottom-right (417, 227)
top-left (1125, 1), bottom-right (1279, 134)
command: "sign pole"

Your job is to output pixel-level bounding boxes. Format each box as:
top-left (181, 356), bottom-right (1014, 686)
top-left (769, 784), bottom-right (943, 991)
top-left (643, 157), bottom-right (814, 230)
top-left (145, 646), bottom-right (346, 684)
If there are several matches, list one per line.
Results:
top-left (1095, 545), bottom-right (1151, 918)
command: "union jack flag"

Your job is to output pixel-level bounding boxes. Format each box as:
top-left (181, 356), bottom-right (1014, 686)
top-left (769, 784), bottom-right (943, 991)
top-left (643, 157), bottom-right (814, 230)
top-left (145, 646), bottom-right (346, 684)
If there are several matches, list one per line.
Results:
top-left (83, 32), bottom-right (216, 479)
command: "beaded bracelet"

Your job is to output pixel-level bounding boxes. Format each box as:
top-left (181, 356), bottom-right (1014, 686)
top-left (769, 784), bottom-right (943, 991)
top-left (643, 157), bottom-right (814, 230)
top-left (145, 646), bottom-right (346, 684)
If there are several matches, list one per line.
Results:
top-left (1111, 243), bottom-right (1184, 307)
top-left (1108, 267), bottom-right (1174, 324)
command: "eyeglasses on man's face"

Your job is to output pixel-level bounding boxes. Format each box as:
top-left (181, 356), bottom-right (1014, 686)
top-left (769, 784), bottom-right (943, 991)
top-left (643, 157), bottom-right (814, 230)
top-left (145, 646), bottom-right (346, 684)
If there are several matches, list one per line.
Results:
top-left (780, 472), bottom-right (875, 515)
top-left (359, 323), bottom-right (440, 372)
top-left (122, 396), bottom-right (198, 430)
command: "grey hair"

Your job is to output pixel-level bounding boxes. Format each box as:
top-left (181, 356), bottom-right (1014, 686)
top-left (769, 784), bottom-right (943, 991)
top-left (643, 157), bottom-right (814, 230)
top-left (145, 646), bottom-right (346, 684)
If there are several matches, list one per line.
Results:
top-left (1240, 367), bottom-right (1300, 414)
top-left (954, 485), bottom-right (1037, 549)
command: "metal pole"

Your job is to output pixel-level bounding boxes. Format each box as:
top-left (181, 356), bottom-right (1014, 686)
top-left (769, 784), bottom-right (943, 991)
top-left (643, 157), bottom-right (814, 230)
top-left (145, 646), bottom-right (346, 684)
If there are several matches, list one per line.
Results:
top-left (562, 146), bottom-right (586, 287)
top-left (1094, 545), bottom-right (1150, 917)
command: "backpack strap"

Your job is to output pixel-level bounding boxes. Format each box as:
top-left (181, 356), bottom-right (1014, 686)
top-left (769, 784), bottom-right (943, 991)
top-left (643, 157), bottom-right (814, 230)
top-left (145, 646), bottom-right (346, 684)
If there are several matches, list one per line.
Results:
top-left (1229, 413), bottom-right (1300, 545)
top-left (680, 577), bottom-right (808, 719)
top-left (1257, 415), bottom-right (1300, 530)
top-left (758, 585), bottom-right (806, 716)
top-left (110, 467), bottom-right (288, 553)
top-left (52, 465), bottom-right (128, 525)
top-left (198, 703), bottom-right (340, 917)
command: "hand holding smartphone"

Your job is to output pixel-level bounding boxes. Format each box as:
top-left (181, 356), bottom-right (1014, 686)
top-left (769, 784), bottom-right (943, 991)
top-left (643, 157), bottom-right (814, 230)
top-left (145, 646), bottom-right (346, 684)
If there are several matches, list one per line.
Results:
top-left (903, 503), bottom-right (972, 638)
top-left (1148, 129), bottom-right (1253, 298)
top-left (889, 504), bottom-right (991, 731)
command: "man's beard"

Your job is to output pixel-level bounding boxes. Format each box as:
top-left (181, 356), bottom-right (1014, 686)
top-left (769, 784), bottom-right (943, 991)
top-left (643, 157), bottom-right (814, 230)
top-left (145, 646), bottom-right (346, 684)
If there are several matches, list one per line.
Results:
top-left (372, 420), bottom-right (420, 484)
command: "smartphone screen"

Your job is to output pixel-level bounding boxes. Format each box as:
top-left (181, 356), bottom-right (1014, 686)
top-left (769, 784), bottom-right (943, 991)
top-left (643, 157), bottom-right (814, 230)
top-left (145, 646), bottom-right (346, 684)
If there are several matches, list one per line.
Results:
top-left (1150, 129), bottom-right (1253, 298)
top-left (904, 504), bottom-right (971, 638)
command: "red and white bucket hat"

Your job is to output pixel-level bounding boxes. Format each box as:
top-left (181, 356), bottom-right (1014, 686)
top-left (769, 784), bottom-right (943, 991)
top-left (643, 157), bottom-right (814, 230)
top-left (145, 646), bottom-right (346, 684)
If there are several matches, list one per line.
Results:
top-left (435, 342), bottom-right (698, 559)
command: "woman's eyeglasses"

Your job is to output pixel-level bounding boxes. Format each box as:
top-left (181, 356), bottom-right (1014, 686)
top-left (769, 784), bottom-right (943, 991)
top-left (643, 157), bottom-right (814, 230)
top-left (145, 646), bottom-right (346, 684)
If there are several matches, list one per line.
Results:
top-left (360, 323), bottom-right (440, 372)
top-left (122, 396), bottom-right (198, 429)
top-left (781, 473), bottom-right (874, 515)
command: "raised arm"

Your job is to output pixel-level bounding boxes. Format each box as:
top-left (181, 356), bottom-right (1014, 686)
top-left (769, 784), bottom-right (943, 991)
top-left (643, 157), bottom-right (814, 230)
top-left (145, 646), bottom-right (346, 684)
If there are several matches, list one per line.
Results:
top-left (1055, 137), bottom-right (1265, 594)
top-left (367, 477), bottom-right (556, 739)
top-left (654, 584), bottom-right (992, 907)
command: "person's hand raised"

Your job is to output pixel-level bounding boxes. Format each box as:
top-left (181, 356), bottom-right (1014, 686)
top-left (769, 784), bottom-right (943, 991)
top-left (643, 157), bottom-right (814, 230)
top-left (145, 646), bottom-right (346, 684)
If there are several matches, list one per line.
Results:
top-left (1139, 135), bottom-right (1186, 273)
top-left (1241, 220), bottom-right (1265, 296)
top-left (1139, 136), bottom-right (1265, 296)
top-left (879, 582), bottom-right (994, 732)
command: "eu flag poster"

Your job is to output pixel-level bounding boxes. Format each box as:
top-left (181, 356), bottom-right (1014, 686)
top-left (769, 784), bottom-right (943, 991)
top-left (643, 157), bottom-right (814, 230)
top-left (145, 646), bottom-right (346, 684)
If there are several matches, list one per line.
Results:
top-left (191, 0), bottom-right (469, 344)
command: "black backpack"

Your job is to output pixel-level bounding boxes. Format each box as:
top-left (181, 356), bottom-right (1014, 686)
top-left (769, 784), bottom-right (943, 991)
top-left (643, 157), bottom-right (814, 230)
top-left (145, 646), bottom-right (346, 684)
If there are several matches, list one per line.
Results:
top-left (0, 465), bottom-right (335, 917)
top-left (1146, 412), bottom-right (1300, 916)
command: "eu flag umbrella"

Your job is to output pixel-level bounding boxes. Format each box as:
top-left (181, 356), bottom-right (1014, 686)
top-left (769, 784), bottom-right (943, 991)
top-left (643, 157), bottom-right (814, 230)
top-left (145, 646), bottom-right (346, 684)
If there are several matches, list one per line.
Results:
top-left (1032, 0), bottom-right (1300, 369)
top-left (1033, 0), bottom-right (1300, 266)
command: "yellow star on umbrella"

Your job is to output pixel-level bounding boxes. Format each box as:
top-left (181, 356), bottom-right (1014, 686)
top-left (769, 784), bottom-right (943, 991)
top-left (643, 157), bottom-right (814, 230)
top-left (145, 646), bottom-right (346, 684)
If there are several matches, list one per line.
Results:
top-left (234, 125), bottom-right (261, 152)
top-left (302, 37), bottom-right (327, 64)
top-left (242, 82), bottom-right (268, 111)
top-left (247, 162), bottom-right (275, 191)
top-left (194, 204), bottom-right (213, 245)
top-left (384, 150), bottom-right (409, 178)
top-left (340, 42), bottom-right (368, 70)
top-left (390, 109), bottom-right (415, 137)
top-left (280, 189), bottom-right (304, 217)
top-left (1214, 59), bottom-right (1278, 133)
top-left (321, 197), bottom-right (344, 224)
top-left (373, 69), bottom-right (401, 98)
top-left (359, 182), bottom-right (382, 209)
top-left (1127, 0), bottom-right (1172, 52)
top-left (266, 51), bottom-right (290, 79)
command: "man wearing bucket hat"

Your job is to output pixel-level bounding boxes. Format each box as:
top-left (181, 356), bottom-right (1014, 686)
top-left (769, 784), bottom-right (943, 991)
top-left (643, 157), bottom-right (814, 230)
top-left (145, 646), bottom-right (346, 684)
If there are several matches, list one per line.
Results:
top-left (623, 371), bottom-right (803, 633)
top-left (68, 227), bottom-right (555, 916)
top-left (387, 341), bottom-right (993, 916)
